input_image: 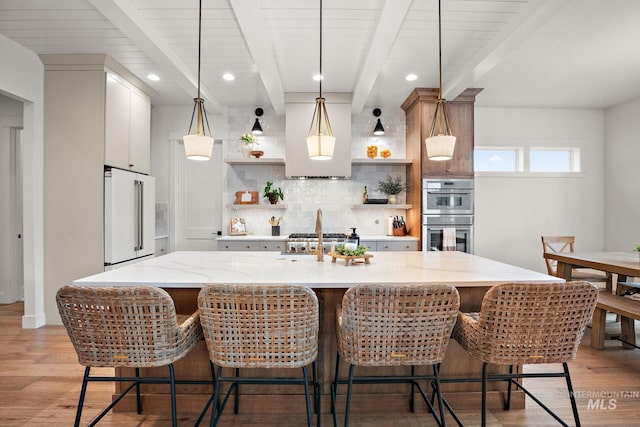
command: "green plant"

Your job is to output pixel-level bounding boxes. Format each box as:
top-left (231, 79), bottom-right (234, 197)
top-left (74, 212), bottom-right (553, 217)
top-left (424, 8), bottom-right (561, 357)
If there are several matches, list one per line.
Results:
top-left (635, 244), bottom-right (640, 252)
top-left (377, 175), bottom-right (406, 196)
top-left (263, 181), bottom-right (284, 203)
top-left (239, 133), bottom-right (258, 144)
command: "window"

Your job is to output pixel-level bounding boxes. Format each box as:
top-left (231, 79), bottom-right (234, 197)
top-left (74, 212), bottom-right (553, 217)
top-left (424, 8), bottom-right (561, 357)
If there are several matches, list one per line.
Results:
top-left (474, 146), bottom-right (581, 174)
top-left (529, 148), bottom-right (580, 172)
top-left (474, 148), bottom-right (522, 172)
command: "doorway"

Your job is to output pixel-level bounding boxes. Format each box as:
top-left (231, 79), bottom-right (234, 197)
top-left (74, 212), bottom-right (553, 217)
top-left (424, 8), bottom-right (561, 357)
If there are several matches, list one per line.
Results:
top-left (1, 126), bottom-right (24, 303)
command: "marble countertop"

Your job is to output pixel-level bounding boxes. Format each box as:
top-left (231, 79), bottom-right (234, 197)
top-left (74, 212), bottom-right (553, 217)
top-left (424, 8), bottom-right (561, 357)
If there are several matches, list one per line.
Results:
top-left (216, 235), bottom-right (419, 241)
top-left (75, 251), bottom-right (559, 289)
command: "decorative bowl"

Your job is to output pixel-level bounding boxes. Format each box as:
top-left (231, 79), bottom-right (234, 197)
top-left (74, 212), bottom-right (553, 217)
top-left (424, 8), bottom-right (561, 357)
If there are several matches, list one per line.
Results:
top-left (250, 150), bottom-right (264, 159)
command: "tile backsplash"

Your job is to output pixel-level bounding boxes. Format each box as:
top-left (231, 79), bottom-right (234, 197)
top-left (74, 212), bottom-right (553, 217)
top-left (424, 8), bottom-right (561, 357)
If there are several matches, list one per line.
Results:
top-left (222, 106), bottom-right (410, 237)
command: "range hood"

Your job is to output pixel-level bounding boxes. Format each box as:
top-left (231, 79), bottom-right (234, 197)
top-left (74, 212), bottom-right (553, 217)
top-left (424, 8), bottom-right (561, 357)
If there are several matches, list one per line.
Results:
top-left (285, 93), bottom-right (351, 179)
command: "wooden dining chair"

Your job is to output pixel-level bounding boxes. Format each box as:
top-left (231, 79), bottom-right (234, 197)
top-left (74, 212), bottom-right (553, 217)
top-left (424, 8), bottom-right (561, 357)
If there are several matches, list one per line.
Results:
top-left (541, 235), bottom-right (610, 283)
top-left (56, 285), bottom-right (203, 427)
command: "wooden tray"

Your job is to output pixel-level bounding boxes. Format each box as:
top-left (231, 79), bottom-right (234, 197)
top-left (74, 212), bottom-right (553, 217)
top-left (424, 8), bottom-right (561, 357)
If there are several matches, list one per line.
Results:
top-left (328, 252), bottom-right (373, 266)
top-left (234, 191), bottom-right (258, 204)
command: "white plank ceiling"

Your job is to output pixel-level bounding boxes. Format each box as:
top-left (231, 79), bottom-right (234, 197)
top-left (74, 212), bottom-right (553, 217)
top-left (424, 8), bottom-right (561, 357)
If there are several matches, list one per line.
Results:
top-left (2, 0), bottom-right (640, 112)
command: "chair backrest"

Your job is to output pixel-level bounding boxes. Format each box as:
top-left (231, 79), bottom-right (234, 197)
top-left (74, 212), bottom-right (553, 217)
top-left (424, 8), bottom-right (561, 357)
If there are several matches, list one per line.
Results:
top-left (198, 284), bottom-right (319, 369)
top-left (337, 283), bottom-right (460, 367)
top-left (541, 236), bottom-right (576, 276)
top-left (56, 285), bottom-right (183, 368)
top-left (475, 281), bottom-right (599, 365)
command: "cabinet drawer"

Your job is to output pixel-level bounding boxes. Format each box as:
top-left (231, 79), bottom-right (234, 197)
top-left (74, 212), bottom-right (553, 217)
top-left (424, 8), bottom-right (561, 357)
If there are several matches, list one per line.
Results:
top-left (218, 241), bottom-right (259, 251)
top-left (377, 241), bottom-right (418, 251)
top-left (260, 241), bottom-right (285, 251)
top-left (359, 241), bottom-right (377, 251)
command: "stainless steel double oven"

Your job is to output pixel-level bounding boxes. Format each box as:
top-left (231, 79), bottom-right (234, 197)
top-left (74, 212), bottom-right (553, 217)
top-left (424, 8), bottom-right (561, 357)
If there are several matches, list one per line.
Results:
top-left (422, 179), bottom-right (474, 253)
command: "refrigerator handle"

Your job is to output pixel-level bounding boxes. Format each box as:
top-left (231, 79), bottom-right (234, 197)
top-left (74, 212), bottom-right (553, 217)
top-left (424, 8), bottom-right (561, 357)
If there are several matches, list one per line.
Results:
top-left (139, 181), bottom-right (144, 251)
top-left (134, 180), bottom-right (143, 252)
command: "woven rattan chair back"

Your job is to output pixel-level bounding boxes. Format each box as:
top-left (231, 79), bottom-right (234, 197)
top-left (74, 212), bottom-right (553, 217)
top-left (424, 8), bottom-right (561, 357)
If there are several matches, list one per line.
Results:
top-left (337, 283), bottom-right (460, 367)
top-left (198, 284), bottom-right (319, 369)
top-left (56, 285), bottom-right (198, 368)
top-left (462, 281), bottom-right (598, 365)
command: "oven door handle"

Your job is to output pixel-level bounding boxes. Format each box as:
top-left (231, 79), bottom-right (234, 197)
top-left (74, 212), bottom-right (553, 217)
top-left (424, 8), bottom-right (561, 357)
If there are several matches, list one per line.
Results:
top-left (425, 190), bottom-right (472, 195)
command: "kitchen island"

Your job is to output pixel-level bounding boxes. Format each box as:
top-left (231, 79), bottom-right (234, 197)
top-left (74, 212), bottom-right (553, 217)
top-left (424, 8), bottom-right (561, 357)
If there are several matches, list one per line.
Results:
top-left (74, 251), bottom-right (561, 416)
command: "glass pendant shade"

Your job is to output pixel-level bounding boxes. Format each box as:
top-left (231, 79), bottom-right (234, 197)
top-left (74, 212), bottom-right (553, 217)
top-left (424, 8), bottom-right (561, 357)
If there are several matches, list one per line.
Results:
top-left (307, 97), bottom-right (335, 160)
top-left (183, 97), bottom-right (213, 161)
top-left (425, 99), bottom-right (455, 161)
top-left (425, 134), bottom-right (456, 161)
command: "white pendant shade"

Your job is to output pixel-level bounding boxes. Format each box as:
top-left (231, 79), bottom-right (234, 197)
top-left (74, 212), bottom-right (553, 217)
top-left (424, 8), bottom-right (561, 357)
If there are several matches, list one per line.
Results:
top-left (183, 134), bottom-right (213, 161)
top-left (306, 134), bottom-right (335, 160)
top-left (425, 134), bottom-right (456, 161)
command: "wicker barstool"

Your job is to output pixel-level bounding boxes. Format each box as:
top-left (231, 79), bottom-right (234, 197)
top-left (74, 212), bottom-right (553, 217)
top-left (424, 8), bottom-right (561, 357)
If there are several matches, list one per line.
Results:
top-left (452, 281), bottom-right (599, 427)
top-left (197, 284), bottom-right (320, 427)
top-left (331, 283), bottom-right (460, 427)
top-left (56, 285), bottom-right (203, 427)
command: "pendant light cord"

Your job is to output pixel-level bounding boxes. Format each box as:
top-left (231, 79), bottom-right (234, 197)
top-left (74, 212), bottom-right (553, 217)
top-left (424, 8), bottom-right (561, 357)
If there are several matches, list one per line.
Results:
top-left (438, 0), bottom-right (442, 99)
top-left (319, 0), bottom-right (323, 98)
top-left (197, 0), bottom-right (203, 99)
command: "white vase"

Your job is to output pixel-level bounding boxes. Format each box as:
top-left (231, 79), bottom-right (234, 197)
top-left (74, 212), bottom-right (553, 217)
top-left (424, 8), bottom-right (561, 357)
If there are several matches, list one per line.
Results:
top-left (388, 194), bottom-right (398, 204)
top-left (240, 145), bottom-right (252, 158)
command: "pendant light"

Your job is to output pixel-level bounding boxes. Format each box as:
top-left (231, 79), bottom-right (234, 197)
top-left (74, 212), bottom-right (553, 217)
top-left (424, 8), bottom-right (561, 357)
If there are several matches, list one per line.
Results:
top-left (183, 0), bottom-right (213, 161)
top-left (372, 108), bottom-right (385, 136)
top-left (425, 0), bottom-right (455, 161)
top-left (251, 108), bottom-right (264, 135)
top-left (306, 0), bottom-right (335, 160)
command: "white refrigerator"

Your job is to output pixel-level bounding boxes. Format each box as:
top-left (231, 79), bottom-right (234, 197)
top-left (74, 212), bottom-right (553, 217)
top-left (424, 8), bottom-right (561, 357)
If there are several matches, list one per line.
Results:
top-left (104, 168), bottom-right (156, 268)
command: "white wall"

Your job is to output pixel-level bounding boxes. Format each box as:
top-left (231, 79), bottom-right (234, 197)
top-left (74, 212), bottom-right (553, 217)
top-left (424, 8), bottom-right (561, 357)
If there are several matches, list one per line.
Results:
top-left (604, 97), bottom-right (640, 252)
top-left (474, 107), bottom-right (605, 273)
top-left (0, 35), bottom-right (45, 328)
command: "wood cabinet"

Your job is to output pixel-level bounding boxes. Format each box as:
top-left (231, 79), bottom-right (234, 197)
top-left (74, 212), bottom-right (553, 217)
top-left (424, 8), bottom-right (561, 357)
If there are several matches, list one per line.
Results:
top-left (105, 72), bottom-right (151, 174)
top-left (401, 88), bottom-right (482, 249)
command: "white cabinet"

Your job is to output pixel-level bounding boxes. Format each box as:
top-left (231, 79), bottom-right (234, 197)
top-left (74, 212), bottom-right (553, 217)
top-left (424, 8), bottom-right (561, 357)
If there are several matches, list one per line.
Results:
top-left (360, 239), bottom-right (418, 251)
top-left (217, 239), bottom-right (286, 251)
top-left (105, 72), bottom-right (151, 174)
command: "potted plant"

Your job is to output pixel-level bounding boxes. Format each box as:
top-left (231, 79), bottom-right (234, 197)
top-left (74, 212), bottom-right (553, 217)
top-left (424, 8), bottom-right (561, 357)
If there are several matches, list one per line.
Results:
top-left (239, 133), bottom-right (258, 158)
top-left (377, 175), bottom-right (406, 204)
top-left (263, 181), bottom-right (284, 204)
top-left (635, 244), bottom-right (640, 262)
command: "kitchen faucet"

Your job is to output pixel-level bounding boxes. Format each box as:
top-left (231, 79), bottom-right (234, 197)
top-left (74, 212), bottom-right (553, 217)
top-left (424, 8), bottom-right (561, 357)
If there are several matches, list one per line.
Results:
top-left (315, 208), bottom-right (323, 262)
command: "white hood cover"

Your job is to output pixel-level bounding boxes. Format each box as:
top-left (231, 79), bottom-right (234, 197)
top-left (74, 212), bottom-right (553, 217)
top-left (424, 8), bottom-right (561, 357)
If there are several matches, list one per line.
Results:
top-left (285, 93), bottom-right (351, 179)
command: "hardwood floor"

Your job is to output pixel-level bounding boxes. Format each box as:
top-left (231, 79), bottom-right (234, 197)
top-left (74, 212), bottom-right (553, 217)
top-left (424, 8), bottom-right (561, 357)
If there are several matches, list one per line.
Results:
top-left (1, 302), bottom-right (639, 426)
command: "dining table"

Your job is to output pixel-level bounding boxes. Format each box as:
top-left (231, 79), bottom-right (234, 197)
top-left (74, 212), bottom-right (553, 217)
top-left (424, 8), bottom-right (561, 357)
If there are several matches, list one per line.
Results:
top-left (543, 251), bottom-right (640, 293)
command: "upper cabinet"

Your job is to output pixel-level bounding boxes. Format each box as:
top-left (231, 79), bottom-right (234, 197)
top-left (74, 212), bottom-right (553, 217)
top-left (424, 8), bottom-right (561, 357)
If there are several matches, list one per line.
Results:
top-left (401, 88), bottom-right (482, 178)
top-left (105, 72), bottom-right (151, 174)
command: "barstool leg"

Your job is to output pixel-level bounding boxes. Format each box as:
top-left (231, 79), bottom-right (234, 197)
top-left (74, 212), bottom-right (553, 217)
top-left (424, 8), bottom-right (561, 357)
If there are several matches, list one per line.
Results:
top-left (505, 364), bottom-right (513, 410)
top-left (169, 363), bottom-right (177, 427)
top-left (344, 364), bottom-right (355, 427)
top-left (233, 368), bottom-right (240, 414)
top-left (481, 362), bottom-right (488, 427)
top-left (564, 362), bottom-right (581, 427)
top-left (331, 353), bottom-right (341, 427)
top-left (211, 366), bottom-right (223, 427)
top-left (74, 367), bottom-right (90, 427)
top-left (410, 365), bottom-right (416, 412)
top-left (433, 364), bottom-right (446, 427)
top-left (135, 367), bottom-right (142, 414)
top-left (302, 366), bottom-right (313, 427)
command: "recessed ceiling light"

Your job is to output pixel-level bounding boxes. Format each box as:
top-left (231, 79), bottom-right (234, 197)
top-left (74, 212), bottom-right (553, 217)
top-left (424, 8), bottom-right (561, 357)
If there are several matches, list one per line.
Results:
top-left (405, 74), bottom-right (418, 81)
top-left (147, 74), bottom-right (160, 81)
top-left (222, 73), bottom-right (235, 81)
top-left (312, 74), bottom-right (323, 81)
